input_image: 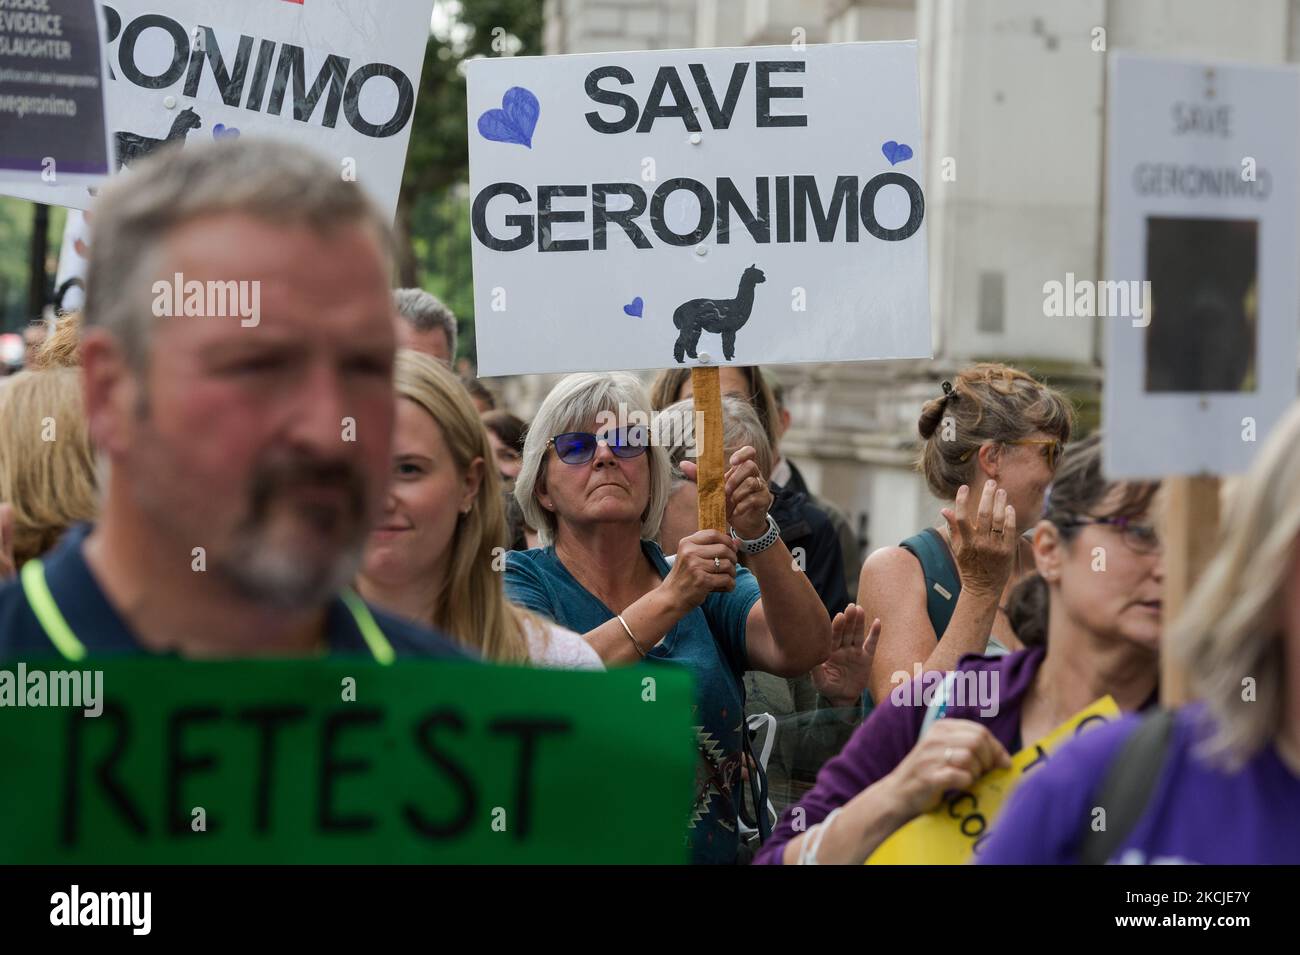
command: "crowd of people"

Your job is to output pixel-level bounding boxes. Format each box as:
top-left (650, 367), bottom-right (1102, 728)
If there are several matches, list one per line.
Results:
top-left (1, 136), bottom-right (1297, 864)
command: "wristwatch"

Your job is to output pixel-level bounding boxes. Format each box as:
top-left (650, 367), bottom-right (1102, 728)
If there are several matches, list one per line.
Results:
top-left (730, 513), bottom-right (781, 555)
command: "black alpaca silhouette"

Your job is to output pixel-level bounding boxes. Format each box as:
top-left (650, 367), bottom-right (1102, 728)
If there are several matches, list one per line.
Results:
top-left (672, 264), bottom-right (766, 363)
top-left (114, 108), bottom-right (203, 169)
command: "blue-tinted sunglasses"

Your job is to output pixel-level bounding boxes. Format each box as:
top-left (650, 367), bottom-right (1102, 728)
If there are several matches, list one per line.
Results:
top-left (548, 427), bottom-right (649, 465)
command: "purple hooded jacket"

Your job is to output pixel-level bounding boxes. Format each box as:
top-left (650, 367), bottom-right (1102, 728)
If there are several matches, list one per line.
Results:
top-left (753, 648), bottom-right (1045, 865)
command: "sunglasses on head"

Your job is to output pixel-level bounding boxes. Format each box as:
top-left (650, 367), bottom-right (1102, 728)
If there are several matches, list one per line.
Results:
top-left (960, 438), bottom-right (1064, 470)
top-left (1009, 438), bottom-right (1063, 470)
top-left (548, 427), bottom-right (649, 465)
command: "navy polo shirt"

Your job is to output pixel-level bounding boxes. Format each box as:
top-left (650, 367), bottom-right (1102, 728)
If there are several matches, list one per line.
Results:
top-left (0, 524), bottom-right (470, 660)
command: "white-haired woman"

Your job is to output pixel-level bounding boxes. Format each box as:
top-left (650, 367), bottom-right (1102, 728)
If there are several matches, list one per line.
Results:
top-left (505, 373), bottom-right (832, 865)
top-left (979, 403), bottom-right (1300, 864)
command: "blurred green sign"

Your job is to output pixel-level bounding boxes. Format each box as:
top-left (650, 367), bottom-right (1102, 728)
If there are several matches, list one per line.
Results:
top-left (0, 657), bottom-right (694, 863)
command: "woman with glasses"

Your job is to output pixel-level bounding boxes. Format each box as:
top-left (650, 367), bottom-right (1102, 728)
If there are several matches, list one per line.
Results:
top-left (754, 433), bottom-right (1163, 864)
top-left (504, 372), bottom-right (832, 864)
top-left (356, 351), bottom-right (602, 669)
top-left (981, 405), bottom-right (1300, 864)
top-left (860, 363), bottom-right (1074, 705)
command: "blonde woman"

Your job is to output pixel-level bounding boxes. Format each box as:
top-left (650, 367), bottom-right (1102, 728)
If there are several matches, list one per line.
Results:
top-left (0, 366), bottom-right (98, 578)
top-left (358, 350), bottom-right (600, 669)
top-left (980, 401), bottom-right (1300, 864)
top-left (861, 363), bottom-right (1074, 703)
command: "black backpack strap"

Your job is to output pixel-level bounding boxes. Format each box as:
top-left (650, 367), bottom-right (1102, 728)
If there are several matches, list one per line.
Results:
top-left (900, 528), bottom-right (962, 639)
top-left (1077, 708), bottom-right (1176, 864)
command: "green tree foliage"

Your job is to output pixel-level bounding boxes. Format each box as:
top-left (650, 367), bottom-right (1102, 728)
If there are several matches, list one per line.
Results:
top-left (397, 0), bottom-right (543, 304)
top-left (0, 198), bottom-right (65, 333)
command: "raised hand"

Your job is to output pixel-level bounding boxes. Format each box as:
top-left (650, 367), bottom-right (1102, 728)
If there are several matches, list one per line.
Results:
top-left (678, 446), bottom-right (773, 540)
top-left (723, 446), bottom-right (772, 540)
top-left (940, 480), bottom-right (1017, 599)
top-left (812, 604), bottom-right (880, 706)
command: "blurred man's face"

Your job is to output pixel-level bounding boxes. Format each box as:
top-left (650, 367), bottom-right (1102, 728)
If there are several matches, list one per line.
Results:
top-left (124, 211), bottom-right (396, 607)
top-left (395, 319), bottom-right (451, 365)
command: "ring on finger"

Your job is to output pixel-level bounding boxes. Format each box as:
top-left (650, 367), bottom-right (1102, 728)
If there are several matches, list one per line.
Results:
top-left (714, 556), bottom-right (721, 570)
top-left (944, 747), bottom-right (955, 765)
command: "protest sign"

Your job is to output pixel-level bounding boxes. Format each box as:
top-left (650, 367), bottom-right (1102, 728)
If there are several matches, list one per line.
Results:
top-left (467, 42), bottom-right (932, 377)
top-left (0, 657), bottom-right (696, 864)
top-left (1103, 53), bottom-right (1300, 480)
top-left (866, 696), bottom-right (1120, 865)
top-left (0, 0), bottom-right (113, 187)
top-left (2, 0), bottom-right (434, 217)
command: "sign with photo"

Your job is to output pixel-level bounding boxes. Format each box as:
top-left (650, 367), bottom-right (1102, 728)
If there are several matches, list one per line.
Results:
top-left (467, 42), bottom-right (932, 376)
top-left (1104, 52), bottom-right (1300, 478)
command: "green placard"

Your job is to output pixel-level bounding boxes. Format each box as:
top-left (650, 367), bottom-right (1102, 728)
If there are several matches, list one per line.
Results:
top-left (0, 658), bottom-right (695, 864)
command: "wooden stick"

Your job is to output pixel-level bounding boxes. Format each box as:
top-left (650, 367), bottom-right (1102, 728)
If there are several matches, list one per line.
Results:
top-left (1160, 475), bottom-right (1221, 707)
top-left (691, 367), bottom-right (727, 534)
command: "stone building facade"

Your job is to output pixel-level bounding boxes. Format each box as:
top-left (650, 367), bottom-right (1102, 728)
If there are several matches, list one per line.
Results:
top-left (500, 0), bottom-right (1300, 555)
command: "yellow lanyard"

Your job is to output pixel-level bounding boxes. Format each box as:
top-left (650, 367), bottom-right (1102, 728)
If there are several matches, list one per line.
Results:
top-left (20, 558), bottom-right (394, 664)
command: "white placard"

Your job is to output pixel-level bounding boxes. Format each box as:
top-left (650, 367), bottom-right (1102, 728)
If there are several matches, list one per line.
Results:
top-left (1104, 52), bottom-right (1300, 479)
top-left (1, 0), bottom-right (434, 218)
top-left (467, 42), bottom-right (932, 377)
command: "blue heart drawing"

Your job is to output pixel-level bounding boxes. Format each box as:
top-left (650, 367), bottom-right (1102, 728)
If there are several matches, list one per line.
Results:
top-left (623, 296), bottom-right (644, 318)
top-left (477, 87), bottom-right (540, 148)
top-left (882, 140), bottom-right (913, 165)
top-left (213, 123), bottom-right (240, 140)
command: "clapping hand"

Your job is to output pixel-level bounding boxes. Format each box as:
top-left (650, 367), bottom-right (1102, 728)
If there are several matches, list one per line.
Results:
top-left (811, 603), bottom-right (880, 707)
top-left (940, 480), bottom-right (1017, 599)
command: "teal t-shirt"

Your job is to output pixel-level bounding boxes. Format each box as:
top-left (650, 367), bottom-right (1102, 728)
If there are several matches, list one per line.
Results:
top-left (504, 540), bottom-right (760, 865)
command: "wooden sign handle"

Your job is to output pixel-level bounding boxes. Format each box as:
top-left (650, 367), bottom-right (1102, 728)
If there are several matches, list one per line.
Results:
top-left (691, 367), bottom-right (728, 534)
top-left (1160, 475), bottom-right (1221, 707)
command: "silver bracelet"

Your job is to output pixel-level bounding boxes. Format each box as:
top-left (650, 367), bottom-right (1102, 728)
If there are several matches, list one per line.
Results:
top-left (616, 613), bottom-right (646, 658)
top-left (797, 807), bottom-right (844, 865)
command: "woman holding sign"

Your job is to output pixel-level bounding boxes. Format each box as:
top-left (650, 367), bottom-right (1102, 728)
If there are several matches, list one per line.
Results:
top-left (504, 372), bottom-right (832, 865)
top-left (981, 405), bottom-right (1300, 865)
top-left (861, 363), bottom-right (1074, 704)
top-left (753, 435), bottom-right (1162, 864)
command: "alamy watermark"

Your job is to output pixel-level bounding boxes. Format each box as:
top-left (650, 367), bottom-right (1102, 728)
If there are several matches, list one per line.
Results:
top-left (50, 885), bottom-right (151, 935)
top-left (1043, 272), bottom-right (1151, 327)
top-left (889, 664), bottom-right (1000, 717)
top-left (594, 402), bottom-right (706, 454)
top-left (152, 272), bottom-right (261, 327)
top-left (0, 663), bottom-right (102, 717)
